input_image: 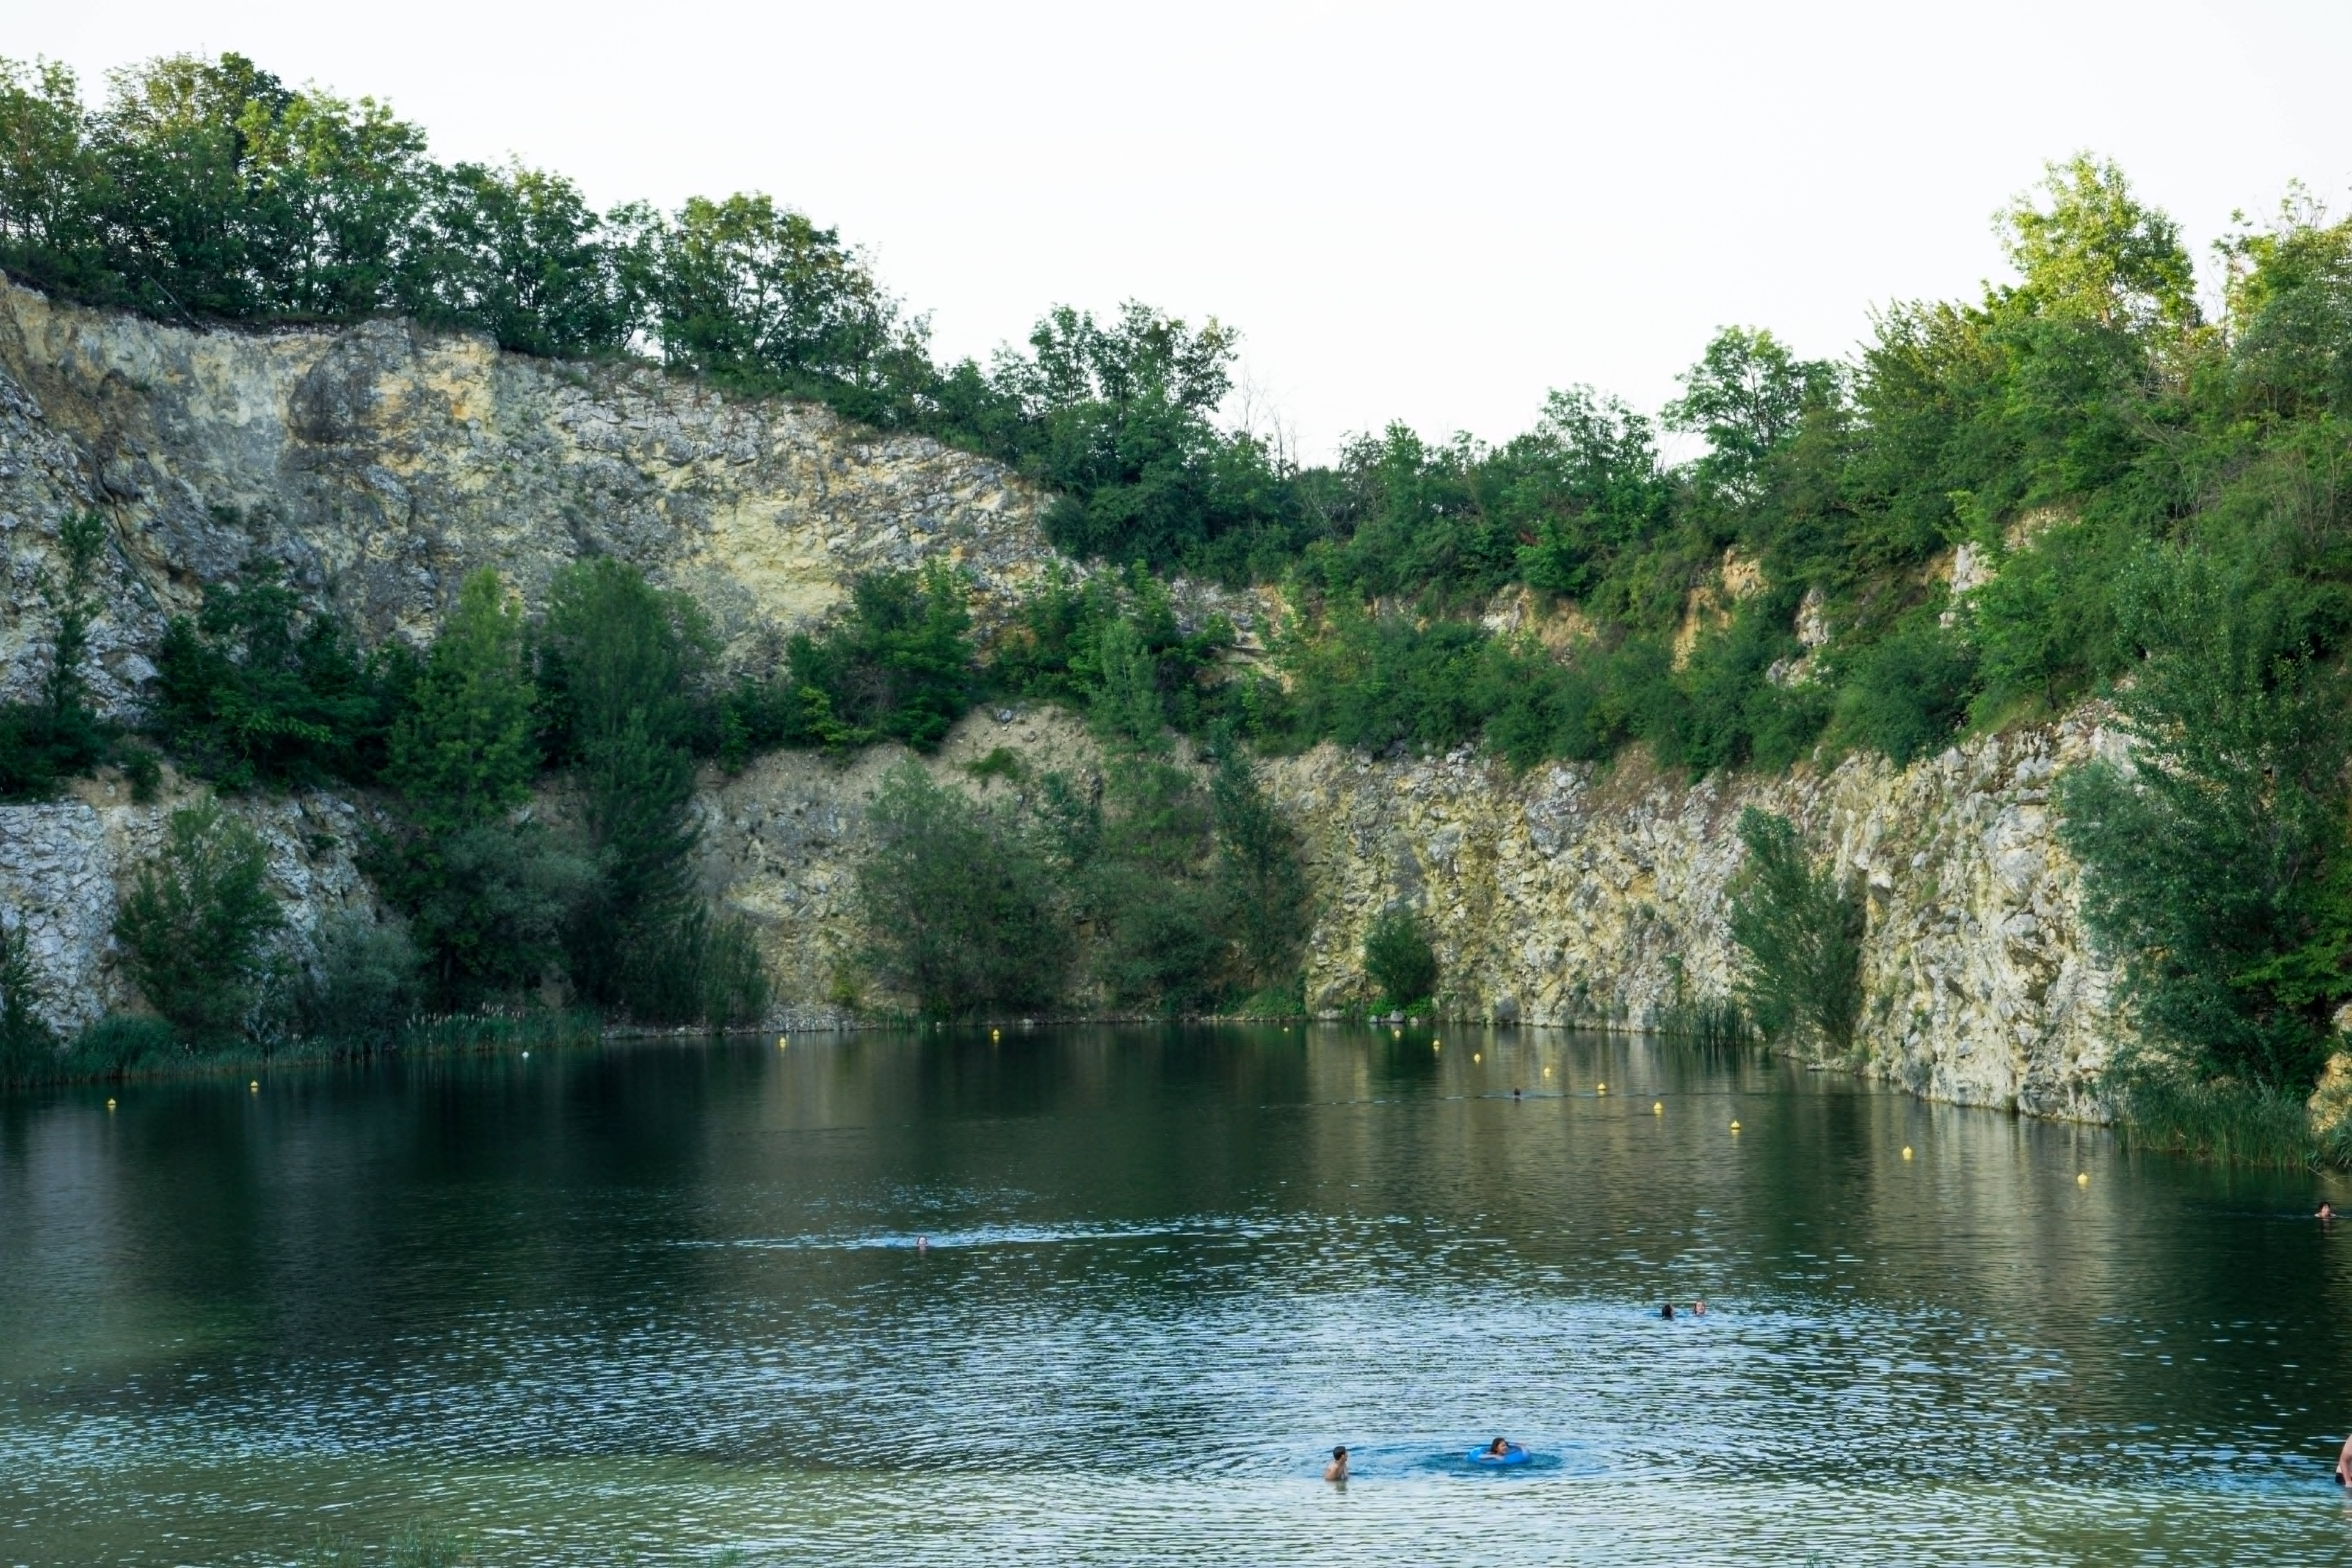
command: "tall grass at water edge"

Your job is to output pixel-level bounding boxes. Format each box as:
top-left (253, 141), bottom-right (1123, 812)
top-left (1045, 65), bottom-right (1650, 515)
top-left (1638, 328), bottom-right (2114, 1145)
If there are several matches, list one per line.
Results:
top-left (1651, 997), bottom-right (1757, 1053)
top-left (2114, 1074), bottom-right (2348, 1169)
top-left (0, 1006), bottom-right (606, 1091)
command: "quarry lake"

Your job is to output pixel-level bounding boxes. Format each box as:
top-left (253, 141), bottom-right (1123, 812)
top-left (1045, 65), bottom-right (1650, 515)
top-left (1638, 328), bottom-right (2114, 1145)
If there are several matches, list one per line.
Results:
top-left (4, 1027), bottom-right (2351, 1566)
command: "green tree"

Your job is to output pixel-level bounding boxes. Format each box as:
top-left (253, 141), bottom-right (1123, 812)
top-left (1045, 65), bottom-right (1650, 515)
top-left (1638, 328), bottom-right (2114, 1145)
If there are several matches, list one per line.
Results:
top-left (539, 558), bottom-right (763, 1025)
top-left (1998, 154), bottom-right (2197, 333)
top-left (388, 570), bottom-right (537, 829)
top-left (113, 799), bottom-right (285, 1043)
top-left (1664, 327), bottom-right (1842, 504)
top-left (375, 569), bottom-right (590, 1010)
top-left (857, 762), bottom-right (1063, 1017)
top-left (650, 192), bottom-right (927, 407)
top-left (0, 917), bottom-right (58, 1077)
top-left (410, 162), bottom-right (642, 356)
top-left (292, 910), bottom-right (421, 1047)
top-left (2056, 547), bottom-right (2352, 1092)
top-left (1727, 808), bottom-right (1864, 1053)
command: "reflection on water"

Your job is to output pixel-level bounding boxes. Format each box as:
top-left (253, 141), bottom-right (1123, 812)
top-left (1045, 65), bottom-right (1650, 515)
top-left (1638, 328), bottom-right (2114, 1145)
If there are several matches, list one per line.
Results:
top-left (3, 1026), bottom-right (2351, 1564)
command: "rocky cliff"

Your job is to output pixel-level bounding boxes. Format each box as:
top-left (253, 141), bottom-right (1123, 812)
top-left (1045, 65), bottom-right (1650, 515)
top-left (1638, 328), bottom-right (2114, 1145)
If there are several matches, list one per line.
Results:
top-left (0, 283), bottom-right (2124, 1115)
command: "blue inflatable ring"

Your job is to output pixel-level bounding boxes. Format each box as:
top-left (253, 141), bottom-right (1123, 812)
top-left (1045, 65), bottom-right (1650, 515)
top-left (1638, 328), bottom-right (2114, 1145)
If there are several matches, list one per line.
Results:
top-left (1469, 1445), bottom-right (1530, 1466)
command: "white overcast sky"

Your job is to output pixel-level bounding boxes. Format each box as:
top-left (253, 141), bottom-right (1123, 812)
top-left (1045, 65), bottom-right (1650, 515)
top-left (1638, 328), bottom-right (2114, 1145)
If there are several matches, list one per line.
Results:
top-left (13, 1), bottom-right (2352, 460)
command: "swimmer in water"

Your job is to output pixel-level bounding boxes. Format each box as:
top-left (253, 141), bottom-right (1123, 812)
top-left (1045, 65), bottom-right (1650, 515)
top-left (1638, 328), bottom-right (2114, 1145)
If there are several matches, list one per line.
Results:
top-left (1485, 1437), bottom-right (1518, 1459)
top-left (1661, 1302), bottom-right (1675, 1320)
top-left (2319, 1203), bottom-right (2336, 1222)
top-left (1325, 1445), bottom-right (1349, 1482)
top-left (2337, 1432), bottom-right (2352, 1486)
top-left (1691, 1299), bottom-right (1707, 1316)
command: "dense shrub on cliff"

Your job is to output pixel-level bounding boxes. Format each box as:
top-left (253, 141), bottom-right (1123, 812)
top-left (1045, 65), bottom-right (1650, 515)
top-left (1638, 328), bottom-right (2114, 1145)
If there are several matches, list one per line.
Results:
top-left (0, 918), bottom-right (57, 1073)
top-left (113, 799), bottom-right (285, 1043)
top-left (2058, 546), bottom-right (2352, 1094)
top-left (857, 763), bottom-right (1065, 1018)
top-left (1726, 809), bottom-right (1864, 1055)
top-left (1362, 906), bottom-right (1439, 1013)
top-left (720, 563), bottom-right (978, 759)
top-left (152, 559), bottom-right (405, 789)
top-left (857, 740), bottom-right (1313, 1019)
top-left (0, 510), bottom-right (123, 799)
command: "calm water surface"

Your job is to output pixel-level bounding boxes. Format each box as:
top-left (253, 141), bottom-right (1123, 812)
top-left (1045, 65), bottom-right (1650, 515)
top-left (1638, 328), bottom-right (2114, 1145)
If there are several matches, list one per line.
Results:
top-left (4, 1026), bottom-right (2352, 1565)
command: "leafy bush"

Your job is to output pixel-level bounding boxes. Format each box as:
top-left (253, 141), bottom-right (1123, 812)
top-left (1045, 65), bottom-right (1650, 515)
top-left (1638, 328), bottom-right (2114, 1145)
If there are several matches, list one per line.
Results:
top-left (112, 799), bottom-right (285, 1043)
top-left (857, 762), bottom-right (1063, 1018)
top-left (986, 565), bottom-right (1238, 741)
top-left (1363, 906), bottom-right (1438, 1009)
top-left (1832, 604), bottom-right (1979, 764)
top-left (1965, 517), bottom-right (2134, 721)
top-left (721, 563), bottom-right (975, 758)
top-left (1726, 808), bottom-right (1864, 1053)
top-left (293, 911), bottom-right (422, 1047)
top-left (380, 823), bottom-right (592, 1013)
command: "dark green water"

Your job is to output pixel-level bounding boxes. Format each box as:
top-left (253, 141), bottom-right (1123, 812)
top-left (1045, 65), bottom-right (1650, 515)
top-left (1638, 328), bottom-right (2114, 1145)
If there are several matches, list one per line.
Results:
top-left (3, 1025), bottom-right (2351, 1565)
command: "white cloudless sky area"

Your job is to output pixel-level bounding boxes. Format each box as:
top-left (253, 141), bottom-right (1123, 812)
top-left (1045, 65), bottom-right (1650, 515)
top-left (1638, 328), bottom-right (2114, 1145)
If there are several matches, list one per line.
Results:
top-left (13, 1), bottom-right (2352, 461)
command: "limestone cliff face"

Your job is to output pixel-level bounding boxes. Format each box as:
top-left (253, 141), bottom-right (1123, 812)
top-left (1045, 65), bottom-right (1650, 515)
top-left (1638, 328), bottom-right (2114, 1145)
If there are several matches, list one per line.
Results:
top-left (1267, 719), bottom-right (2117, 1118)
top-left (0, 277), bottom-right (1054, 715)
top-left (0, 285), bottom-right (2125, 1116)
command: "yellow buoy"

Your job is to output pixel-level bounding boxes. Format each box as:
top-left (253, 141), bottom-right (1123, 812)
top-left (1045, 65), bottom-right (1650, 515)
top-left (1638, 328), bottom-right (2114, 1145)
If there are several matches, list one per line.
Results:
top-left (1433, 1042), bottom-right (1441, 1051)
top-left (1902, 1146), bottom-right (1914, 1160)
top-left (1473, 1053), bottom-right (1482, 1063)
top-left (1730, 1120), bottom-right (1742, 1132)
top-left (2077, 1172), bottom-right (2090, 1186)
top-left (1653, 1102), bottom-right (1663, 1115)
top-left (1597, 1083), bottom-right (1607, 1094)
top-left (1542, 1067), bottom-right (1552, 1078)
top-left (105, 1098), bottom-right (116, 1111)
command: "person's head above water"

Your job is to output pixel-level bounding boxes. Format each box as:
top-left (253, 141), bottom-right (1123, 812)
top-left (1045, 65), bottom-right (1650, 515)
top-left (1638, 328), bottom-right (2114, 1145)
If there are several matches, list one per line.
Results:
top-left (1487, 1437), bottom-right (1510, 1455)
top-left (1661, 1302), bottom-right (1675, 1319)
top-left (2321, 1203), bottom-right (2336, 1220)
top-left (1332, 1445), bottom-right (1347, 1460)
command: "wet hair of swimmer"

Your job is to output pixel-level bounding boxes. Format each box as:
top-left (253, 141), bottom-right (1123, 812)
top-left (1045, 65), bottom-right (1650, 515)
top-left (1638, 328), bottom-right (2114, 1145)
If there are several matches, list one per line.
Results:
top-left (1332, 1445), bottom-right (1347, 1460)
top-left (1661, 1303), bottom-right (1675, 1319)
